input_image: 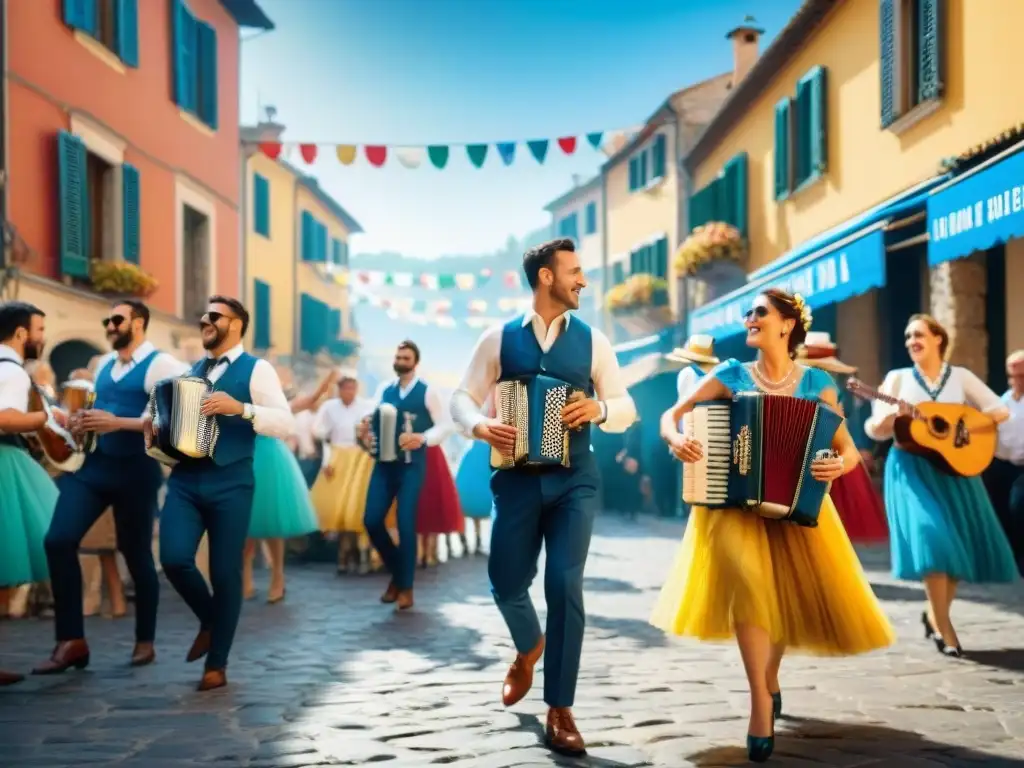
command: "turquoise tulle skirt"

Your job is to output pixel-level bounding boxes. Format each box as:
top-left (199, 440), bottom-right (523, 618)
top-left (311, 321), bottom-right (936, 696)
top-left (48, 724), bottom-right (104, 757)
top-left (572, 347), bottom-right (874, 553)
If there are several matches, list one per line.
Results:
top-left (455, 440), bottom-right (493, 520)
top-left (0, 444), bottom-right (58, 587)
top-left (885, 447), bottom-right (1018, 583)
top-left (248, 436), bottom-right (319, 539)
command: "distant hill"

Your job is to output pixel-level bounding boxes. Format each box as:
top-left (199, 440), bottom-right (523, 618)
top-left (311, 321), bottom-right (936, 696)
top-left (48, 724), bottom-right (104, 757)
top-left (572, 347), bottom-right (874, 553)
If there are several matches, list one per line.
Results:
top-left (350, 225), bottom-right (552, 272)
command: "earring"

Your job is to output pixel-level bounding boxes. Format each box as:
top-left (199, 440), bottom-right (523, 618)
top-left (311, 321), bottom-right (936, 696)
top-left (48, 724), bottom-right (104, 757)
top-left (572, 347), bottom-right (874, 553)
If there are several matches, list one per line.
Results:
top-left (780, 331), bottom-right (787, 337)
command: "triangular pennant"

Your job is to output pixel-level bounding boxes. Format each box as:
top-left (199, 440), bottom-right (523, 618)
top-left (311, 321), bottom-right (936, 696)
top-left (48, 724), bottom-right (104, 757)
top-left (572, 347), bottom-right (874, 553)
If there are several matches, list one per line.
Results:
top-left (466, 144), bottom-right (488, 168)
top-left (336, 145), bottom-right (357, 165)
top-left (259, 142), bottom-right (282, 160)
top-left (496, 142), bottom-right (516, 166)
top-left (299, 144), bottom-right (318, 163)
top-left (557, 137), bottom-right (576, 155)
top-left (427, 145), bottom-right (449, 169)
top-left (527, 140), bottom-right (549, 164)
top-left (586, 132), bottom-right (603, 149)
top-left (365, 146), bottom-right (387, 167)
top-left (437, 274), bottom-right (457, 290)
top-left (396, 147), bottom-right (424, 169)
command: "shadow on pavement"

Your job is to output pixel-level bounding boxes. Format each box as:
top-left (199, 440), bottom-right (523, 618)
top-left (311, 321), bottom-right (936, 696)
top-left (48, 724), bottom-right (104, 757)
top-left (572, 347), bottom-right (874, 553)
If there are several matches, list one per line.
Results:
top-left (965, 648), bottom-right (1024, 674)
top-left (869, 580), bottom-right (1024, 621)
top-left (584, 577), bottom-right (642, 594)
top-left (588, 614), bottom-right (668, 649)
top-left (509, 711), bottom-right (647, 767)
top-left (685, 715), bottom-right (1024, 766)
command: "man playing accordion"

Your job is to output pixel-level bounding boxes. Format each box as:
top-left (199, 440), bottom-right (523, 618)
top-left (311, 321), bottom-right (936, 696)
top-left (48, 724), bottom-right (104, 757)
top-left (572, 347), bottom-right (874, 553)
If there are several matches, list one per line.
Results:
top-left (450, 238), bottom-right (636, 757)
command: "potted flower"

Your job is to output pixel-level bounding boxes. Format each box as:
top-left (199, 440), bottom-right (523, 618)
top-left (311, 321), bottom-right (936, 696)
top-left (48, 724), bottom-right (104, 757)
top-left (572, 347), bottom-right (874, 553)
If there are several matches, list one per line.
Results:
top-left (674, 222), bottom-right (747, 278)
top-left (90, 260), bottom-right (159, 298)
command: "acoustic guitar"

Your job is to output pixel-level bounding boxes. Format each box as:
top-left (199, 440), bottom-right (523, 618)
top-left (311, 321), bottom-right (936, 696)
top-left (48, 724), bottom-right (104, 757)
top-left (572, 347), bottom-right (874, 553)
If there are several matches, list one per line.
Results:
top-left (846, 378), bottom-right (997, 477)
top-left (26, 386), bottom-right (84, 473)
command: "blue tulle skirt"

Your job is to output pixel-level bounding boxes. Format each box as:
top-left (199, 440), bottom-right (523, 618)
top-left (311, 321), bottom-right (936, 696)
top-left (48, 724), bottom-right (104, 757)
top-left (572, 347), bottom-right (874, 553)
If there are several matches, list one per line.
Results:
top-left (455, 441), bottom-right (493, 520)
top-left (884, 447), bottom-right (1018, 583)
top-left (0, 444), bottom-right (58, 587)
top-left (248, 436), bottom-right (319, 539)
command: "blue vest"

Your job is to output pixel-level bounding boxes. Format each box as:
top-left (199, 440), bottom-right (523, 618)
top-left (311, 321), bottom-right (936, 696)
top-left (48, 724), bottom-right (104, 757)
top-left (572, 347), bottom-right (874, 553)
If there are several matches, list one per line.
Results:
top-left (93, 350), bottom-right (158, 458)
top-left (188, 353), bottom-right (259, 467)
top-left (499, 315), bottom-right (595, 461)
top-left (380, 379), bottom-right (434, 466)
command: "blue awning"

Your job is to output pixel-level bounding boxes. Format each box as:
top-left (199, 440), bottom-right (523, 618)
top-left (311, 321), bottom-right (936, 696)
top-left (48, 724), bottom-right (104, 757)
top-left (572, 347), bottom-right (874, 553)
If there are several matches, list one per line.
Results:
top-left (927, 143), bottom-right (1024, 266)
top-left (613, 326), bottom-right (675, 367)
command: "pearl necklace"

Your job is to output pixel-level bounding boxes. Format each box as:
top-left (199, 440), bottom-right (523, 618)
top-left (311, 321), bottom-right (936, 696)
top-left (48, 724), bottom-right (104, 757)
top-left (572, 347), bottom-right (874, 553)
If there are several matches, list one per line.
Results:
top-left (752, 361), bottom-right (797, 392)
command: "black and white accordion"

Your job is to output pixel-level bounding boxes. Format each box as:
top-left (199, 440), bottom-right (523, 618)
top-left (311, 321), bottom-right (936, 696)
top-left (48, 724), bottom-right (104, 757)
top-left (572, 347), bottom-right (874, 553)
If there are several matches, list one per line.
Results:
top-left (145, 376), bottom-right (220, 466)
top-left (681, 393), bottom-right (843, 526)
top-left (364, 403), bottom-right (415, 464)
top-left (490, 374), bottom-right (586, 470)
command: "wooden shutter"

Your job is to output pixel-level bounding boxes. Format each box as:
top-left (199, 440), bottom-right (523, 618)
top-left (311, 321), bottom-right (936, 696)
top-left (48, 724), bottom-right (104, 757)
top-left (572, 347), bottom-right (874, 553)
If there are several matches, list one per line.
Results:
top-left (652, 134), bottom-right (667, 179)
top-left (585, 202), bottom-right (596, 234)
top-left (57, 131), bottom-right (90, 278)
top-left (688, 183), bottom-right (717, 232)
top-left (808, 66), bottom-right (828, 176)
top-left (63, 0), bottom-right (97, 35)
top-left (655, 237), bottom-right (669, 279)
top-left (339, 239), bottom-right (349, 267)
top-left (879, 0), bottom-right (897, 128)
top-left (721, 153), bottom-right (748, 237)
top-left (172, 0), bottom-right (197, 112)
top-left (300, 211), bottom-right (313, 261)
top-left (638, 150), bottom-right (649, 188)
top-left (628, 157), bottom-right (638, 192)
top-left (795, 76), bottom-right (814, 186)
top-left (917, 0), bottom-right (944, 102)
top-left (317, 221), bottom-right (328, 262)
top-left (773, 98), bottom-right (792, 200)
top-left (329, 308), bottom-right (342, 341)
top-left (613, 261), bottom-right (625, 286)
top-left (253, 174), bottom-right (269, 236)
top-left (196, 20), bottom-right (218, 129)
top-left (121, 162), bottom-right (141, 264)
top-left (331, 237), bottom-right (341, 265)
top-left (253, 279), bottom-right (271, 349)
top-left (115, 0), bottom-right (139, 67)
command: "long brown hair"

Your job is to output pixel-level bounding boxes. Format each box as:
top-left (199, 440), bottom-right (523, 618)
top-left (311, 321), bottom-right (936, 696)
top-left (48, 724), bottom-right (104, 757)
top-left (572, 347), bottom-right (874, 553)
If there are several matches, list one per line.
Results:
top-left (907, 313), bottom-right (950, 359)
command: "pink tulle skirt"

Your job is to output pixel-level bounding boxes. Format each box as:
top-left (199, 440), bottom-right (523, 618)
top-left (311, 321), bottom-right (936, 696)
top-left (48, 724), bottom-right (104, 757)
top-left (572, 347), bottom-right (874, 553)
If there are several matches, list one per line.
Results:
top-left (830, 463), bottom-right (888, 543)
top-left (417, 446), bottom-right (465, 534)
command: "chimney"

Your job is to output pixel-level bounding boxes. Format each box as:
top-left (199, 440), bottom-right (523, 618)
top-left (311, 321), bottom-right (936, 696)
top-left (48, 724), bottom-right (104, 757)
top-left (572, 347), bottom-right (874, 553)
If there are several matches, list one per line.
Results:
top-left (726, 15), bottom-right (764, 87)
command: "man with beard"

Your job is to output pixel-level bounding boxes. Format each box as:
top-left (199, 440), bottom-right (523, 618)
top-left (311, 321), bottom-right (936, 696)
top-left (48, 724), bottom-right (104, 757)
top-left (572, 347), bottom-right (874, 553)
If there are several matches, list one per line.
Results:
top-left (32, 300), bottom-right (188, 675)
top-left (148, 296), bottom-right (293, 691)
top-left (450, 239), bottom-right (636, 756)
top-left (0, 302), bottom-right (59, 685)
top-left (356, 341), bottom-right (450, 610)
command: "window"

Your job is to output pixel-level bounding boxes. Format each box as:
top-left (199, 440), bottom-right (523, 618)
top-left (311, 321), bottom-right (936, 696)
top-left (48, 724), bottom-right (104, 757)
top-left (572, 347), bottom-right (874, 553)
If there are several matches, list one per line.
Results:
top-left (612, 261), bottom-right (625, 286)
top-left (584, 201), bottom-right (597, 235)
top-left (63, 0), bottom-right (139, 67)
top-left (628, 152), bottom-right (648, 192)
top-left (253, 174), bottom-right (270, 237)
top-left (880, 0), bottom-right (944, 129)
top-left (173, 0), bottom-right (218, 130)
top-left (774, 67), bottom-right (828, 199)
top-left (558, 212), bottom-right (579, 241)
top-left (332, 237), bottom-right (349, 267)
top-left (653, 237), bottom-right (669, 279)
top-left (253, 279), bottom-right (271, 350)
top-left (299, 293), bottom-right (330, 355)
top-left (300, 211), bottom-right (328, 262)
top-left (688, 152), bottom-right (749, 236)
top-left (651, 134), bottom-right (667, 180)
top-left (181, 204), bottom-right (210, 321)
top-left (628, 134), bottom-right (668, 193)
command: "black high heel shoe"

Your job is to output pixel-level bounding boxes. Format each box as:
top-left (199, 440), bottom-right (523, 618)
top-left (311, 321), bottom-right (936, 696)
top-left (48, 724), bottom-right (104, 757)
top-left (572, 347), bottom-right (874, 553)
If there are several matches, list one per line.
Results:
top-left (747, 693), bottom-right (776, 763)
top-left (933, 635), bottom-right (963, 658)
top-left (770, 690), bottom-right (782, 719)
top-left (921, 611), bottom-right (937, 639)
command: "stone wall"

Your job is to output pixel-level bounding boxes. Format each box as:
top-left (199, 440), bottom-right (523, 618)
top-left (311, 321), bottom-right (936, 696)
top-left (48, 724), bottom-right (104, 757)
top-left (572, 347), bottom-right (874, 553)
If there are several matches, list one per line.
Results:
top-left (929, 254), bottom-right (987, 376)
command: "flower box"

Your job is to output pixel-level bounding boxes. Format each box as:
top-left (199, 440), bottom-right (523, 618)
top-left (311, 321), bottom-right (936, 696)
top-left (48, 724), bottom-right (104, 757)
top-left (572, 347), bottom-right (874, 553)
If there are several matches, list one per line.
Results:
top-left (605, 274), bottom-right (669, 314)
top-left (674, 222), bottom-right (747, 277)
top-left (90, 260), bottom-right (158, 298)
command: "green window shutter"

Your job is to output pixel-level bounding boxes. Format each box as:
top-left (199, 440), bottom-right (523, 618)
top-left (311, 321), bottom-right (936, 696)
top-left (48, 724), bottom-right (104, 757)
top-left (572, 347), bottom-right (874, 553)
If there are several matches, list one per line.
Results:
top-left (121, 162), bottom-right (140, 264)
top-left (196, 20), bottom-right (218, 129)
top-left (879, 0), bottom-right (897, 128)
top-left (655, 237), bottom-right (669, 279)
top-left (115, 0), bottom-right (139, 67)
top-left (629, 249), bottom-right (638, 275)
top-left (917, 0), bottom-right (944, 103)
top-left (340, 239), bottom-right (349, 267)
top-left (585, 202), bottom-right (596, 234)
top-left (809, 67), bottom-right (828, 176)
top-left (172, 0), bottom-right (197, 112)
top-left (613, 261), bottom-right (625, 285)
top-left (638, 150), bottom-right (649, 188)
top-left (253, 279), bottom-right (271, 349)
top-left (317, 222), bottom-right (328, 262)
top-left (794, 76), bottom-right (813, 186)
top-left (722, 153), bottom-right (748, 236)
top-left (628, 157), bottom-right (637, 192)
top-left (253, 174), bottom-right (269, 236)
top-left (773, 98), bottom-right (792, 200)
top-left (63, 0), bottom-right (97, 35)
top-left (329, 308), bottom-right (342, 341)
top-left (57, 131), bottom-right (90, 278)
top-left (652, 134), bottom-right (667, 179)
top-left (331, 237), bottom-right (341, 265)
top-left (300, 211), bottom-right (313, 261)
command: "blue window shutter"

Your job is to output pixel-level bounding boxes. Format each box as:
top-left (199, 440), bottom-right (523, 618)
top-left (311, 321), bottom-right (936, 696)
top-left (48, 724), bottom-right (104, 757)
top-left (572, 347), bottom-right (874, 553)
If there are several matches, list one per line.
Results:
top-left (317, 222), bottom-right (328, 262)
top-left (655, 237), bottom-right (668, 279)
top-left (63, 0), bottom-right (97, 35)
top-left (300, 211), bottom-right (313, 261)
top-left (115, 0), bottom-right (139, 67)
top-left (628, 157), bottom-right (637, 192)
top-left (809, 66), bottom-right (828, 176)
top-left (331, 237), bottom-right (341, 265)
top-left (652, 134), bottom-right (667, 179)
top-left (340, 239), bottom-right (349, 267)
top-left (196, 21), bottom-right (218, 129)
top-left (173, 0), bottom-right (197, 112)
top-left (917, 0), bottom-right (944, 103)
top-left (794, 76), bottom-right (813, 186)
top-left (329, 308), bottom-right (341, 341)
top-left (253, 174), bottom-right (269, 236)
top-left (585, 202), bottom-right (596, 235)
top-left (879, 0), bottom-right (897, 128)
top-left (629, 249), bottom-right (637, 274)
top-left (638, 151), bottom-right (648, 188)
top-left (773, 98), bottom-right (791, 200)
top-left (722, 153), bottom-right (748, 237)
top-left (253, 279), bottom-right (271, 349)
top-left (57, 131), bottom-right (90, 278)
top-left (121, 162), bottom-right (140, 264)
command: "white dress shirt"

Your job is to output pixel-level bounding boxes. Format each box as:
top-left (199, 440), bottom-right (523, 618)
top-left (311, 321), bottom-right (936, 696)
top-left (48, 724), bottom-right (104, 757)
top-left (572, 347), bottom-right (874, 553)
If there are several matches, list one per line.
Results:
top-left (996, 390), bottom-right (1024, 465)
top-left (0, 344), bottom-right (32, 421)
top-left (293, 408), bottom-right (319, 460)
top-left (450, 310), bottom-right (637, 435)
top-left (204, 344), bottom-right (295, 440)
top-left (371, 377), bottom-right (452, 447)
top-left (313, 396), bottom-right (375, 465)
top-left (93, 341), bottom-right (191, 417)
top-left (675, 365), bottom-right (704, 431)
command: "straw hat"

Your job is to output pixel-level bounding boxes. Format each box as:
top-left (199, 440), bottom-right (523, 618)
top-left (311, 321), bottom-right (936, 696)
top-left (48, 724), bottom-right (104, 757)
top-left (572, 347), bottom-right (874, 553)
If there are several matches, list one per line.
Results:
top-left (800, 331), bottom-right (857, 375)
top-left (665, 334), bottom-right (719, 365)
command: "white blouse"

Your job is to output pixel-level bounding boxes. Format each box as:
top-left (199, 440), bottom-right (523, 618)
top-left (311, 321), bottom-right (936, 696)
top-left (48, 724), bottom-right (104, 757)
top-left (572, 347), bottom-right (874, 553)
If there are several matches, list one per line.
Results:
top-left (864, 364), bottom-right (1007, 441)
top-left (313, 397), bottom-right (375, 461)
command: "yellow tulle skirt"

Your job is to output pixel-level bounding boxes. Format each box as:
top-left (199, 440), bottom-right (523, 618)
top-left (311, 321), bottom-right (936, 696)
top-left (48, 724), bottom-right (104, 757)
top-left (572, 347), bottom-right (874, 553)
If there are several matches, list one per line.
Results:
top-left (311, 446), bottom-right (396, 533)
top-left (650, 495), bottom-right (895, 656)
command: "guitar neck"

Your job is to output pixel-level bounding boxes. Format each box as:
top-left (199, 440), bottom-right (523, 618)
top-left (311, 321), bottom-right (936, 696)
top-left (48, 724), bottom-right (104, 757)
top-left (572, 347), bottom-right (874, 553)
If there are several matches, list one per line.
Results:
top-left (847, 380), bottom-right (915, 414)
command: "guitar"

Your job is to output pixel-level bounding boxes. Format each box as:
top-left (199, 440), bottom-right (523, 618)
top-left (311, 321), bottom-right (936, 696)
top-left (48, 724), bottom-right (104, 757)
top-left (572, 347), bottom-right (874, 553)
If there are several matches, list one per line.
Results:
top-left (25, 386), bottom-right (85, 473)
top-left (845, 378), bottom-right (997, 477)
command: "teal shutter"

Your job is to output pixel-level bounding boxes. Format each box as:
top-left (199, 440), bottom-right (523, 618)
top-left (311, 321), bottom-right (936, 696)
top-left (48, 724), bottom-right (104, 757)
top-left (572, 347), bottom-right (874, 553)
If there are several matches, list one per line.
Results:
top-left (172, 0), bottom-right (197, 112)
top-left (688, 183), bottom-right (716, 231)
top-left (300, 211), bottom-right (313, 261)
top-left (339, 239), bottom-right (349, 267)
top-left (652, 134), bottom-right (667, 179)
top-left (628, 157), bottom-right (638, 192)
top-left (655, 237), bottom-right (668, 279)
top-left (638, 151), bottom-right (648, 188)
top-left (299, 294), bottom-right (311, 353)
top-left (585, 202), bottom-right (596, 234)
top-left (253, 174), bottom-right (269, 236)
top-left (808, 66), bottom-right (828, 176)
top-left (331, 237), bottom-right (341, 265)
top-left (612, 262), bottom-right (625, 285)
top-left (773, 98), bottom-right (791, 200)
top-left (794, 75), bottom-right (813, 186)
top-left (329, 308), bottom-right (342, 341)
top-left (721, 153), bottom-right (748, 237)
top-left (879, 0), bottom-right (897, 128)
top-left (121, 163), bottom-right (140, 264)
top-left (57, 131), bottom-right (90, 278)
top-left (253, 279), bottom-right (271, 349)
top-left (63, 0), bottom-right (97, 35)
top-left (317, 222), bottom-right (328, 262)
top-left (115, 0), bottom-right (139, 67)
top-left (196, 21), bottom-right (218, 129)
top-left (917, 0), bottom-right (944, 103)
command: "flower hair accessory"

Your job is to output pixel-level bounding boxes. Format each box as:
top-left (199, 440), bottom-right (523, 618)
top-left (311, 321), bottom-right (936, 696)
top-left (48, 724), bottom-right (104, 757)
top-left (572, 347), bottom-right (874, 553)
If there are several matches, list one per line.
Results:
top-left (791, 293), bottom-right (813, 331)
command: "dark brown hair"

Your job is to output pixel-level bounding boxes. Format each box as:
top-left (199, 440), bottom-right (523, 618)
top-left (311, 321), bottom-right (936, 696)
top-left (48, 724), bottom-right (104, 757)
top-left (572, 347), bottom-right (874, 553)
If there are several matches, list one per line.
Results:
top-left (397, 339), bottom-right (421, 363)
top-left (907, 313), bottom-right (950, 359)
top-left (208, 295), bottom-right (250, 336)
top-left (761, 288), bottom-right (809, 359)
top-left (523, 237), bottom-right (575, 290)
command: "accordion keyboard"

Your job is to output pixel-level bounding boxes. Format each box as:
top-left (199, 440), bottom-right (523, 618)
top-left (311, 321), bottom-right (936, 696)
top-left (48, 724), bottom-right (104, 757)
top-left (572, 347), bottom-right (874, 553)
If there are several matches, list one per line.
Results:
top-left (682, 403), bottom-right (731, 505)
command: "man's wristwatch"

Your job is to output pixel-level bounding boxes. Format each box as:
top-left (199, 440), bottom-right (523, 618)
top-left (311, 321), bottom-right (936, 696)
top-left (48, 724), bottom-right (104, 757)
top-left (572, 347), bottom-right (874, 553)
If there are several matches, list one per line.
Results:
top-left (241, 404), bottom-right (255, 422)
top-left (596, 401), bottom-right (608, 424)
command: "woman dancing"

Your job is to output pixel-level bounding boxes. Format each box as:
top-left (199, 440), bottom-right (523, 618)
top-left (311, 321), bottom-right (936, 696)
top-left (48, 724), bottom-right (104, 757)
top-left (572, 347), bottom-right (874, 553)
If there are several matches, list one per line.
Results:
top-left (651, 289), bottom-right (894, 762)
top-left (863, 314), bottom-right (1017, 657)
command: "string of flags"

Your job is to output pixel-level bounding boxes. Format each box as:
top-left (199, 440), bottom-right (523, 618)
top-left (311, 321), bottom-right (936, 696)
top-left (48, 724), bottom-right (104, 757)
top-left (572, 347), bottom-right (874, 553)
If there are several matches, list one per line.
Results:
top-left (351, 294), bottom-right (532, 317)
top-left (324, 266), bottom-right (521, 291)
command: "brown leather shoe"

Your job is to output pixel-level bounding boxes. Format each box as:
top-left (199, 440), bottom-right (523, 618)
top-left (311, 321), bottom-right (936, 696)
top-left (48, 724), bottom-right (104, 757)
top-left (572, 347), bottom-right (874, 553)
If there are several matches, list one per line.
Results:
top-left (545, 707), bottom-right (586, 756)
top-left (31, 640), bottom-right (90, 675)
top-left (130, 642), bottom-right (156, 667)
top-left (186, 630), bottom-right (211, 663)
top-left (396, 589), bottom-right (414, 610)
top-left (380, 582), bottom-right (399, 604)
top-left (501, 635), bottom-right (544, 707)
top-left (0, 669), bottom-right (25, 686)
top-left (197, 668), bottom-right (227, 691)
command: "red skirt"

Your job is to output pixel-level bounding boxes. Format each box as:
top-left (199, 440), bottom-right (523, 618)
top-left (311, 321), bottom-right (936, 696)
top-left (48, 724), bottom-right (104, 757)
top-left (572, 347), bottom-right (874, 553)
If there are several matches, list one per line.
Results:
top-left (417, 446), bottom-right (465, 534)
top-left (830, 463), bottom-right (888, 542)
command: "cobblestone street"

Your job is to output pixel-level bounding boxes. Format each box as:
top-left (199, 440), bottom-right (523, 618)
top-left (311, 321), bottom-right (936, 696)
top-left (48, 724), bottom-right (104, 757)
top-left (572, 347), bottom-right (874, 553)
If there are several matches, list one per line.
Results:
top-left (2, 515), bottom-right (1024, 767)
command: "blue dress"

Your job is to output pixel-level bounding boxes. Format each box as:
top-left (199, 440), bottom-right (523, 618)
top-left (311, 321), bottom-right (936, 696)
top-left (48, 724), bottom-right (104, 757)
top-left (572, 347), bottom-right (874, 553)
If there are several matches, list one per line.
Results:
top-left (248, 436), bottom-right (320, 539)
top-left (455, 440), bottom-right (493, 519)
top-left (0, 443), bottom-right (58, 587)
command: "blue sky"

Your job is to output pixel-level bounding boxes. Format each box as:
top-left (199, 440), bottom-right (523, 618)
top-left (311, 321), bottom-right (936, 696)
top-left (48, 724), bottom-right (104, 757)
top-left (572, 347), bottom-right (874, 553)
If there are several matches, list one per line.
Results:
top-left (240, 0), bottom-right (802, 259)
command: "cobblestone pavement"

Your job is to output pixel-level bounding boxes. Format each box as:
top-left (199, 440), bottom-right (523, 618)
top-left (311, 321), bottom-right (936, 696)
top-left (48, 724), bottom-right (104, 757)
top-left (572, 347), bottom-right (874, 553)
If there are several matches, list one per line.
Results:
top-left (2, 515), bottom-right (1024, 767)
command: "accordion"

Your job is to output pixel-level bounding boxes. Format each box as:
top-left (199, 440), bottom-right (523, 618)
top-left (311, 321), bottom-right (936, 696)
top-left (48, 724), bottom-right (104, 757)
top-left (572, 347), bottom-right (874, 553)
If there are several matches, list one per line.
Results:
top-left (145, 376), bottom-right (220, 466)
top-left (364, 403), bottom-right (416, 463)
top-left (681, 393), bottom-right (843, 526)
top-left (490, 375), bottom-right (585, 470)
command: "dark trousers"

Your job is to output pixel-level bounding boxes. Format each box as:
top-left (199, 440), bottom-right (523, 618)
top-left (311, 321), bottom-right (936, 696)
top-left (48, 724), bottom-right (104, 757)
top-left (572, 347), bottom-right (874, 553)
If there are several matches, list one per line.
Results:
top-left (45, 453), bottom-right (162, 643)
top-left (984, 457), bottom-right (1024, 572)
top-left (159, 461), bottom-right (254, 670)
top-left (488, 456), bottom-right (599, 708)
top-left (363, 460), bottom-right (425, 590)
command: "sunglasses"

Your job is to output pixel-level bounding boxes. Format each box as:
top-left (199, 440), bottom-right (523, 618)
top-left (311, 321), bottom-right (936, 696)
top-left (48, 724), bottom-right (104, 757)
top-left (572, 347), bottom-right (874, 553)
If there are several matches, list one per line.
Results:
top-left (743, 306), bottom-right (770, 322)
top-left (198, 311), bottom-right (235, 329)
top-left (101, 314), bottom-right (128, 328)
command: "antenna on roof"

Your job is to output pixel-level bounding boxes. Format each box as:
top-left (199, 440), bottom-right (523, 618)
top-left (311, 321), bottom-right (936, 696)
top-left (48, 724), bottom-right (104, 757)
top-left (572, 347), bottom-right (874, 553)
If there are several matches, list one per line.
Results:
top-left (264, 105), bottom-right (277, 123)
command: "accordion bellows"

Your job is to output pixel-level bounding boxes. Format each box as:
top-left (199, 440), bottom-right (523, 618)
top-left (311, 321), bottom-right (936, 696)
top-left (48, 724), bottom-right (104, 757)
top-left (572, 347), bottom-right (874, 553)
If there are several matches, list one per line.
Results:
top-left (370, 403), bottom-right (400, 462)
top-left (490, 375), bottom-right (581, 470)
top-left (146, 376), bottom-right (219, 465)
top-left (682, 393), bottom-right (843, 526)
